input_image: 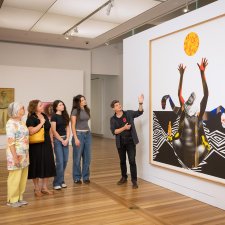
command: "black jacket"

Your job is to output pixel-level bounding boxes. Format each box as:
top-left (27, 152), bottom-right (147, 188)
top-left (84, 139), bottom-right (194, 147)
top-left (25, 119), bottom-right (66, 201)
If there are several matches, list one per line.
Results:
top-left (110, 110), bottom-right (143, 148)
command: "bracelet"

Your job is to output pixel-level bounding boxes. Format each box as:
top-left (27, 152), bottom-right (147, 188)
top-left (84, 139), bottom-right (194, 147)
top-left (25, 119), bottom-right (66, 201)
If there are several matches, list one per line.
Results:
top-left (139, 103), bottom-right (143, 105)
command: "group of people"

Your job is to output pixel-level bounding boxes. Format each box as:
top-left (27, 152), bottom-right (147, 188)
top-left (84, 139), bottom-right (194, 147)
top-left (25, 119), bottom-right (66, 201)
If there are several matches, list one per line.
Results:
top-left (5, 93), bottom-right (144, 208)
top-left (6, 95), bottom-right (91, 207)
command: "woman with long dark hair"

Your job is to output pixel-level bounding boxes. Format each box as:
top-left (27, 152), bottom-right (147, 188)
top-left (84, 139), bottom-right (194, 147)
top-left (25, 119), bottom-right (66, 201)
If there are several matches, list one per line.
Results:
top-left (26, 100), bottom-right (56, 196)
top-left (51, 100), bottom-right (70, 190)
top-left (71, 95), bottom-right (91, 184)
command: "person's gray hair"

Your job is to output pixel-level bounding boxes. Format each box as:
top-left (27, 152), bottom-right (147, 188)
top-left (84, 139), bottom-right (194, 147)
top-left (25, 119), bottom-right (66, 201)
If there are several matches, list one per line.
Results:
top-left (8, 102), bottom-right (23, 117)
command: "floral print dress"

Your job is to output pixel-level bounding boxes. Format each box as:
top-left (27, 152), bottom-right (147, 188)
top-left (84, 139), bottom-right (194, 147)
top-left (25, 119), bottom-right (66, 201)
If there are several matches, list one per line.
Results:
top-left (6, 119), bottom-right (29, 170)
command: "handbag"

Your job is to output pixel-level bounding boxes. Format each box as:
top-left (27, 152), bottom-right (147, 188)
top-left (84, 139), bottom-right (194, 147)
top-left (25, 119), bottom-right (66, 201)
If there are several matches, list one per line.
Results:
top-left (29, 127), bottom-right (45, 144)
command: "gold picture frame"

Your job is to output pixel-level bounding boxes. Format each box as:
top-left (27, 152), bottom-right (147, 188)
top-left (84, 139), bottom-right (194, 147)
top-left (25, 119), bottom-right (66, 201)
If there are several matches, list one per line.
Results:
top-left (0, 88), bottom-right (15, 134)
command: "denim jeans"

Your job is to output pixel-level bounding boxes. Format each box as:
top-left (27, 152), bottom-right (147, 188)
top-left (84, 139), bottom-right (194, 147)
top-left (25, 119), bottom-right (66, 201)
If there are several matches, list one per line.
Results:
top-left (53, 137), bottom-right (69, 187)
top-left (117, 141), bottom-right (137, 182)
top-left (72, 131), bottom-right (91, 181)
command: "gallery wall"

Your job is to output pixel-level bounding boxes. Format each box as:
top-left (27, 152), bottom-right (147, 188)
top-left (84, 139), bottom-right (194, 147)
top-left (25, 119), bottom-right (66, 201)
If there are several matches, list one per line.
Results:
top-left (91, 43), bottom-right (122, 76)
top-left (0, 65), bottom-right (83, 148)
top-left (91, 74), bottom-right (123, 139)
top-left (123, 0), bottom-right (225, 210)
top-left (91, 43), bottom-right (123, 139)
top-left (0, 42), bottom-right (91, 102)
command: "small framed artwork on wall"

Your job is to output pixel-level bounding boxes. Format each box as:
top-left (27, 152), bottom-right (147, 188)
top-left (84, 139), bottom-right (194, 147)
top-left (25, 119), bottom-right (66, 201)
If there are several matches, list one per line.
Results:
top-left (0, 88), bottom-right (15, 134)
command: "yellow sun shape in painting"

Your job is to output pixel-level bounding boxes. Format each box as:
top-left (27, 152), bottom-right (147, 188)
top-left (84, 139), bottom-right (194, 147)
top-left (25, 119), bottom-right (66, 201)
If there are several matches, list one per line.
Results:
top-left (184, 32), bottom-right (199, 56)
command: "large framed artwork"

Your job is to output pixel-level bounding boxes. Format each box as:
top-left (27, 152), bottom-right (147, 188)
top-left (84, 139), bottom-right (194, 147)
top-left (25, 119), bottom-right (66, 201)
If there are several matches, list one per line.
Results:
top-left (150, 14), bottom-right (225, 184)
top-left (0, 88), bottom-right (14, 134)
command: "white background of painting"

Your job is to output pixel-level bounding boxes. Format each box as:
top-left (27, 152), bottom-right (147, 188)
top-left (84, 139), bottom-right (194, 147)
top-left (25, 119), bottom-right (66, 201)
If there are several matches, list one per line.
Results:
top-left (0, 65), bottom-right (83, 148)
top-left (152, 16), bottom-right (225, 111)
top-left (124, 1), bottom-right (225, 210)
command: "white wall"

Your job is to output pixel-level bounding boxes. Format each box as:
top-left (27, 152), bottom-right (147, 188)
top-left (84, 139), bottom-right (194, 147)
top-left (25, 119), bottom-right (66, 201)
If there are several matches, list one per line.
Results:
top-left (123, 1), bottom-right (225, 210)
top-left (0, 65), bottom-right (83, 148)
top-left (102, 74), bottom-right (123, 138)
top-left (91, 78), bottom-right (104, 135)
top-left (91, 74), bottom-right (123, 139)
top-left (91, 43), bottom-right (123, 138)
top-left (0, 42), bottom-right (91, 102)
top-left (91, 44), bottom-right (122, 76)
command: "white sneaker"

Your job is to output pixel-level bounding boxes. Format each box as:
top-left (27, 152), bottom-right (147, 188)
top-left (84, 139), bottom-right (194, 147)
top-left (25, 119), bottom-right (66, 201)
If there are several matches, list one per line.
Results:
top-left (19, 200), bottom-right (28, 205)
top-left (53, 185), bottom-right (62, 190)
top-left (7, 202), bottom-right (23, 208)
top-left (61, 183), bottom-right (67, 188)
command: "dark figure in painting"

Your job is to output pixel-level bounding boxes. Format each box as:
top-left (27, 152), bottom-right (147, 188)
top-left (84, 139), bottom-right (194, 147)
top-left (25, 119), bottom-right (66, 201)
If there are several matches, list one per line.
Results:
top-left (161, 58), bottom-right (210, 168)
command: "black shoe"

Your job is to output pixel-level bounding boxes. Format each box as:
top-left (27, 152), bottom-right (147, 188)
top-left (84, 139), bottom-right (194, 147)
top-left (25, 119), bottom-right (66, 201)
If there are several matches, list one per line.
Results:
top-left (83, 179), bottom-right (90, 184)
top-left (132, 181), bottom-right (138, 189)
top-left (74, 180), bottom-right (82, 184)
top-left (117, 177), bottom-right (127, 185)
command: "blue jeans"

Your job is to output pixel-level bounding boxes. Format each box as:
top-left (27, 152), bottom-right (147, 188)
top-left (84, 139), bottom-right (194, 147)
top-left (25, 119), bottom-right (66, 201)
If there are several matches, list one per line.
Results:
top-left (53, 137), bottom-right (69, 186)
top-left (72, 131), bottom-right (91, 181)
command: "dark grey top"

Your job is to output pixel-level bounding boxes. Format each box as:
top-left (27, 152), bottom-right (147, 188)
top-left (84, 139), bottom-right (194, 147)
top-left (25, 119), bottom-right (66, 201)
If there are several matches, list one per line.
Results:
top-left (110, 110), bottom-right (143, 149)
top-left (71, 108), bottom-right (90, 131)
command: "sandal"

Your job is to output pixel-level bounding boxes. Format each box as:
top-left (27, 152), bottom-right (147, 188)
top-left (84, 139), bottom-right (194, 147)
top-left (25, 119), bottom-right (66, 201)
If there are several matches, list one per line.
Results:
top-left (34, 189), bottom-right (43, 197)
top-left (41, 189), bottom-right (54, 195)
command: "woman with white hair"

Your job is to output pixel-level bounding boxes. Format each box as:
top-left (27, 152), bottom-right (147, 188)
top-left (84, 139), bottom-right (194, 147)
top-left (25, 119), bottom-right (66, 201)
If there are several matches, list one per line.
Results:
top-left (6, 102), bottom-right (29, 207)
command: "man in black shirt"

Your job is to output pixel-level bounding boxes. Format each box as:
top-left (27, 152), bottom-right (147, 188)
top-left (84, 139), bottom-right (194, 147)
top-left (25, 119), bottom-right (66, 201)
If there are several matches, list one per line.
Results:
top-left (110, 94), bottom-right (144, 189)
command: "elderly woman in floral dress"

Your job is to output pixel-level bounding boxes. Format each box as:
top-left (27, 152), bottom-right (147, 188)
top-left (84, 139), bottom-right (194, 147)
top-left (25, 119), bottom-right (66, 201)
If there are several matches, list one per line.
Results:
top-left (6, 102), bottom-right (29, 207)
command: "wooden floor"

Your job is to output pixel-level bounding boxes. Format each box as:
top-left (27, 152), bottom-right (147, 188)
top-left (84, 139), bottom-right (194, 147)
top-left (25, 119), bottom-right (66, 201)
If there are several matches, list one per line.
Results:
top-left (0, 136), bottom-right (225, 225)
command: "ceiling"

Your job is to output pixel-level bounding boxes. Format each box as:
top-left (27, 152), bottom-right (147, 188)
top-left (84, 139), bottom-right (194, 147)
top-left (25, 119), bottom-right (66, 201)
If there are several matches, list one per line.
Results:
top-left (0, 0), bottom-right (217, 49)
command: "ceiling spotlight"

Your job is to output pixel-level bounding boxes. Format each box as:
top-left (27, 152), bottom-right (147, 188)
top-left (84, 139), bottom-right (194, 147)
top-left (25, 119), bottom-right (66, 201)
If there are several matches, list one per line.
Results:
top-left (64, 32), bottom-right (71, 40)
top-left (106, 0), bottom-right (114, 16)
top-left (183, 6), bottom-right (189, 13)
top-left (183, 0), bottom-right (189, 13)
